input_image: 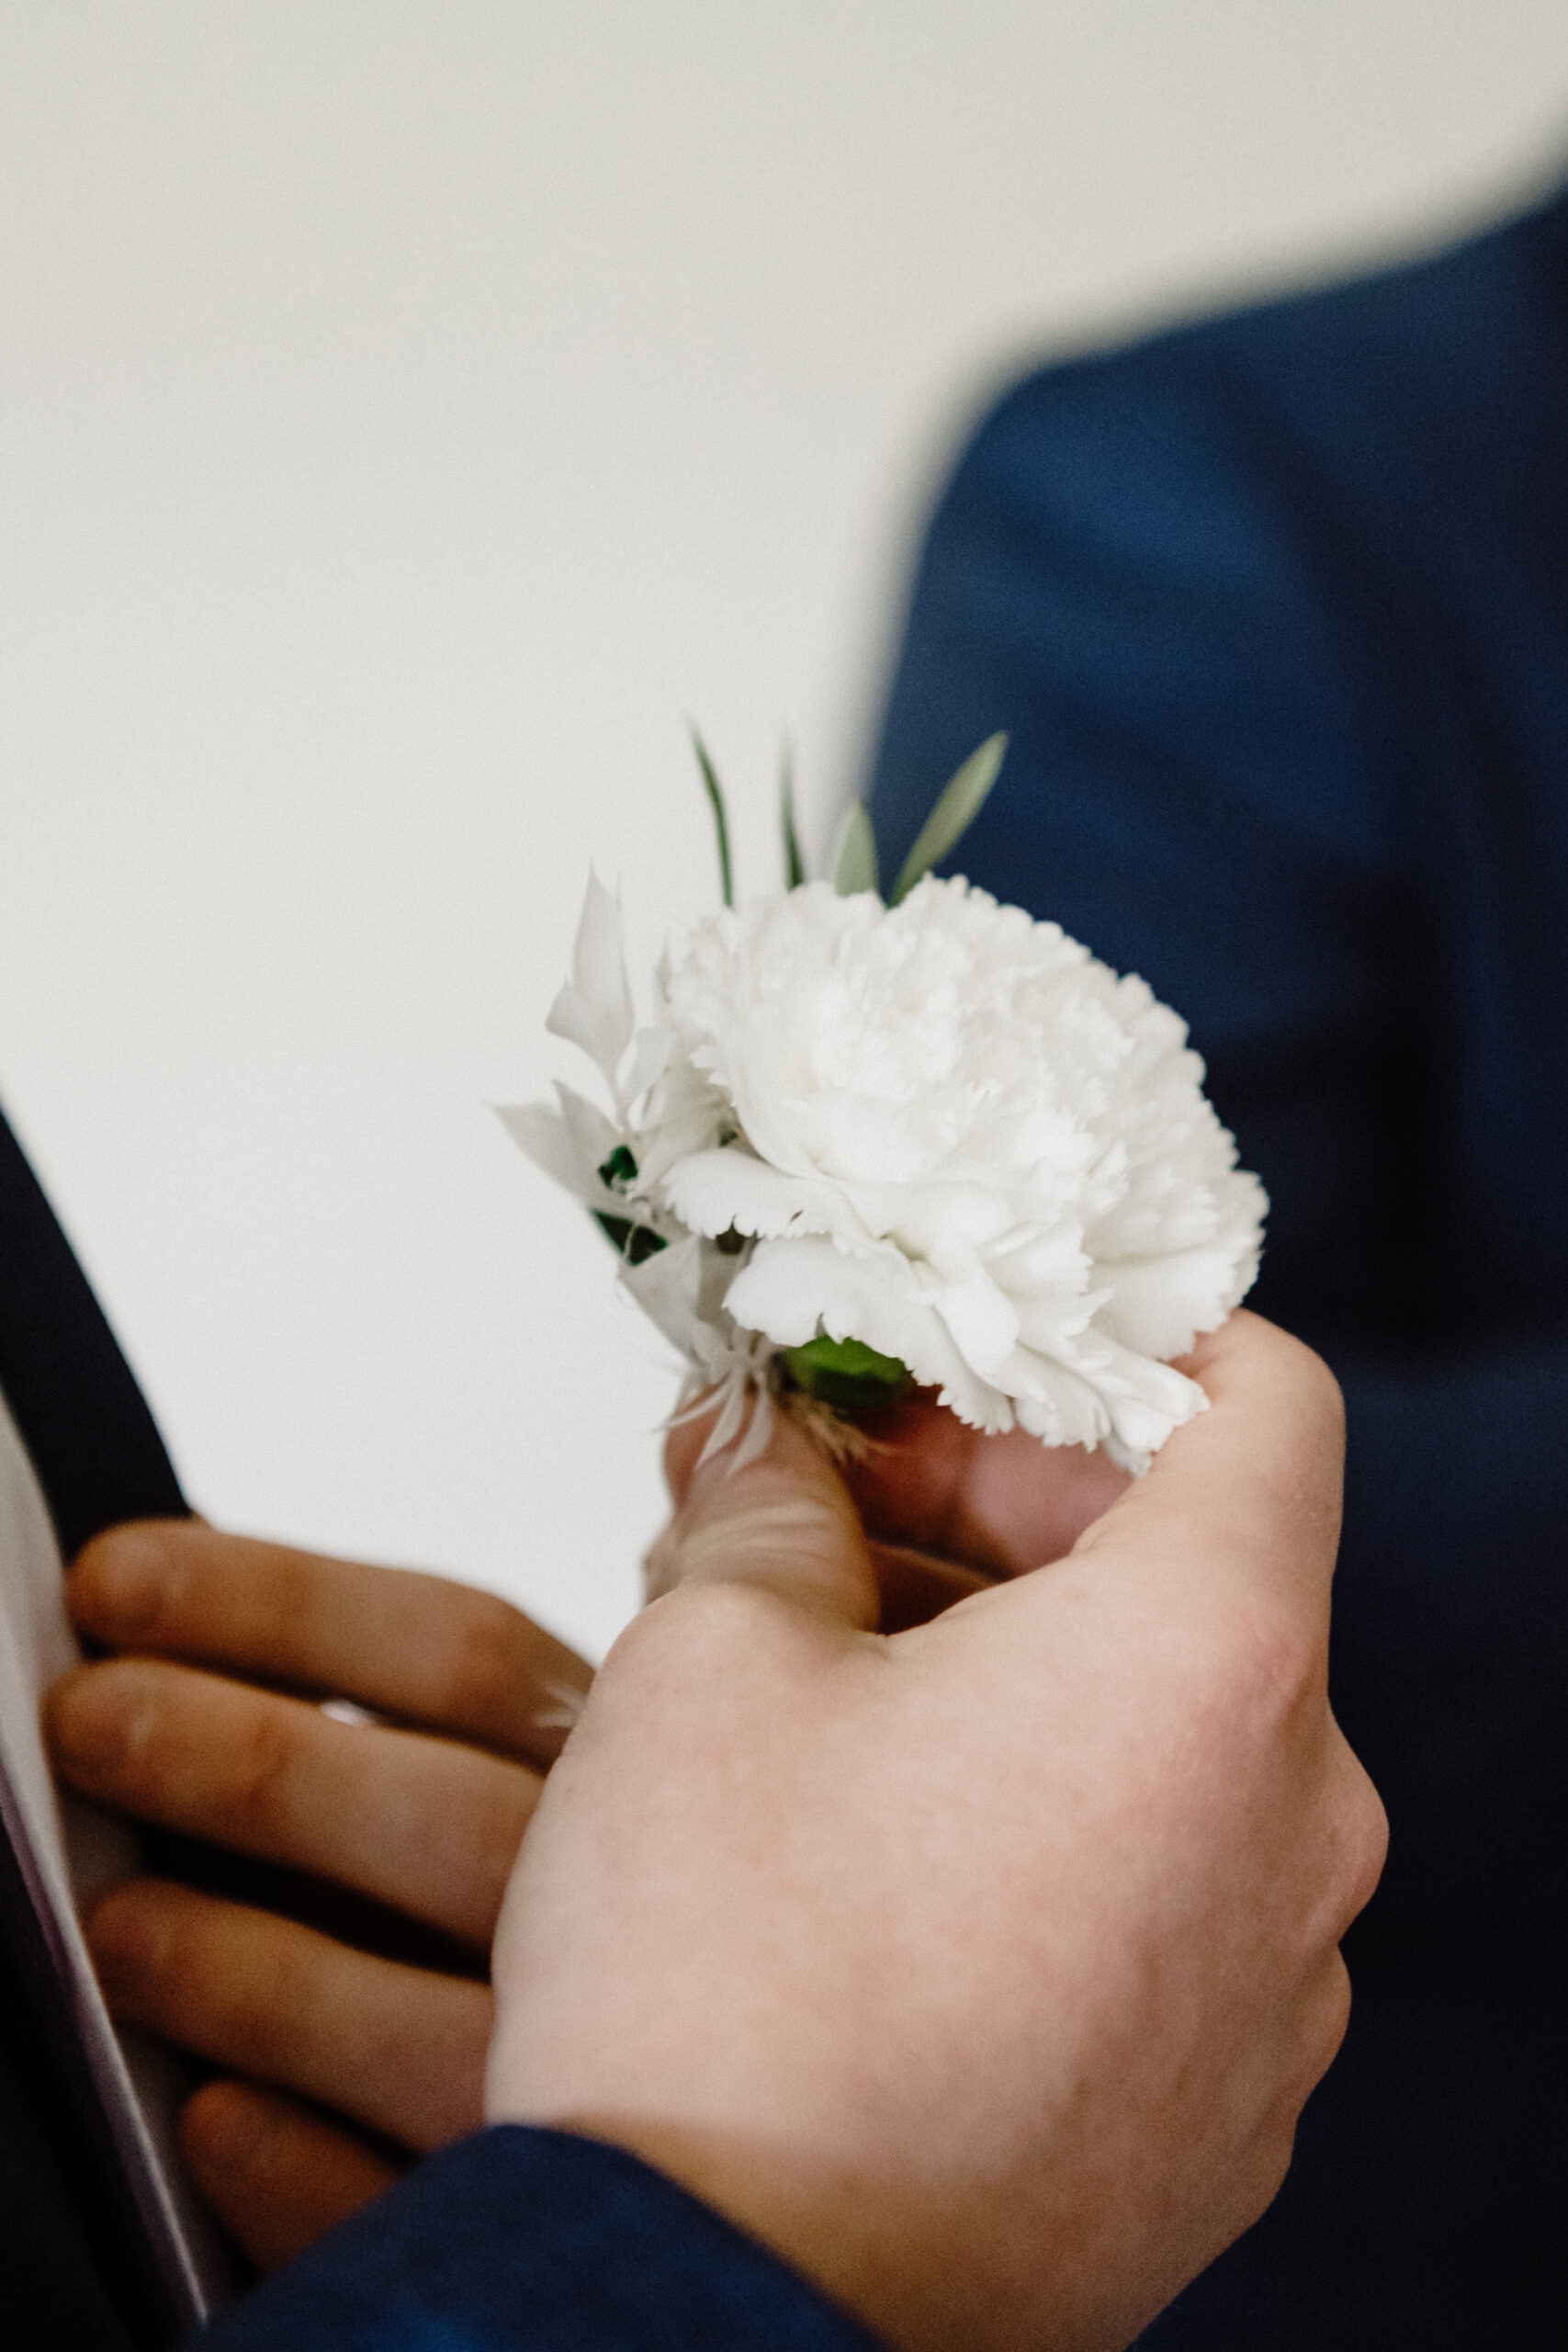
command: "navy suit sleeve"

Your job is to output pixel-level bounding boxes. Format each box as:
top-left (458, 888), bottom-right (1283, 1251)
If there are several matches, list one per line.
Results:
top-left (867, 288), bottom-right (1566, 1995)
top-left (196, 2128), bottom-right (886, 2352)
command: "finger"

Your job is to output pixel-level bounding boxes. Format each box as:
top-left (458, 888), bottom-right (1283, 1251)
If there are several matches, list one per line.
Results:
top-left (67, 1523), bottom-right (591, 1768)
top-left (87, 1878), bottom-right (490, 2152)
top-left (646, 1401), bottom-right (878, 1631)
top-left (867, 1539), bottom-right (997, 1634)
top-left (49, 1659), bottom-right (538, 1947)
top-left (666, 1391), bottom-right (1128, 1580)
top-left (178, 2079), bottom-right (402, 2273)
top-left (842, 1396), bottom-right (1131, 1577)
top-left (1071, 1311), bottom-right (1346, 1618)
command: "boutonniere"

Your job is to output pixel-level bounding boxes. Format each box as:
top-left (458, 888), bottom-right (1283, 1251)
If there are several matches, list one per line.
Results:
top-left (504, 735), bottom-right (1264, 1472)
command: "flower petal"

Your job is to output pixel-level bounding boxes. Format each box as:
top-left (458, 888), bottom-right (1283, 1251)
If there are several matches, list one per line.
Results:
top-left (663, 1148), bottom-right (856, 1245)
top-left (554, 1082), bottom-right (624, 1194)
top-left (621, 1233), bottom-right (708, 1355)
top-left (725, 1236), bottom-right (1012, 1432)
top-left (1097, 1244), bottom-right (1257, 1359)
top-left (494, 1102), bottom-right (584, 1195)
top-left (547, 871), bottom-right (636, 1086)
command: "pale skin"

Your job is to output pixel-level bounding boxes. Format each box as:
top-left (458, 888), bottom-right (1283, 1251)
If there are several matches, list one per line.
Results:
top-left (487, 1312), bottom-right (1385, 2350)
top-left (48, 1313), bottom-right (1383, 2346)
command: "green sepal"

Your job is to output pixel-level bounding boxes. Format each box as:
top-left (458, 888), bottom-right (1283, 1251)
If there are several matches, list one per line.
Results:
top-left (597, 1143), bottom-right (637, 1187)
top-left (784, 1334), bottom-right (913, 1411)
top-left (889, 731), bottom-right (1008, 905)
top-left (828, 801), bottom-right (880, 898)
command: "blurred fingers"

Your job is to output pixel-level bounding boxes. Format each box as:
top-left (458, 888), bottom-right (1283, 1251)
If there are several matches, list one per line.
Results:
top-left (842, 1396), bottom-right (1131, 1577)
top-left (67, 1523), bottom-right (591, 1769)
top-left (178, 2079), bottom-right (402, 2273)
top-left (664, 1389), bottom-right (1129, 1584)
top-left (49, 1659), bottom-right (537, 1948)
top-left (87, 1878), bottom-right (491, 2151)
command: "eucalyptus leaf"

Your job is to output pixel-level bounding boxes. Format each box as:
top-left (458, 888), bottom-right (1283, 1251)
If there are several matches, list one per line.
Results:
top-left (690, 726), bottom-right (734, 908)
top-left (829, 800), bottom-right (880, 897)
top-left (779, 743), bottom-right (806, 888)
top-left (889, 731), bottom-right (1008, 905)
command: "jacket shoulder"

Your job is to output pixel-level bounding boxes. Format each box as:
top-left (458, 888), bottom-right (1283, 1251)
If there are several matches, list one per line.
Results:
top-left (964, 189), bottom-right (1568, 501)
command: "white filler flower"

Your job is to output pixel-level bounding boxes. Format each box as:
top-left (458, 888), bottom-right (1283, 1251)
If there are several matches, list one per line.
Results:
top-left (507, 864), bottom-right (1265, 1475)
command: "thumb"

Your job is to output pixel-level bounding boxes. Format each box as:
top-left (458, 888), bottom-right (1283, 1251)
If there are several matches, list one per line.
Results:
top-left (1072, 1308), bottom-right (1346, 1622)
top-left (644, 1398), bottom-right (880, 1632)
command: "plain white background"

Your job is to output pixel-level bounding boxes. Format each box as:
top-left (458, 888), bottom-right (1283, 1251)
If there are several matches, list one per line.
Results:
top-left (3, 3), bottom-right (1566, 1660)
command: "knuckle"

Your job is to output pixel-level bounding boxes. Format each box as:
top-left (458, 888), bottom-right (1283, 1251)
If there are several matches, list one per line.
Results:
top-left (1237, 1592), bottom-right (1323, 1717)
top-left (1335, 1756), bottom-right (1390, 1921)
top-left (244, 1544), bottom-right (321, 1651)
top-left (1187, 1593), bottom-right (1324, 1740)
top-left (602, 1577), bottom-right (792, 1694)
top-left (49, 1658), bottom-right (171, 1787)
top-left (1291, 1337), bottom-right (1347, 1440)
top-left (426, 1591), bottom-right (536, 1737)
top-left (1301, 1951), bottom-right (1353, 2089)
top-left (220, 1701), bottom-right (304, 1836)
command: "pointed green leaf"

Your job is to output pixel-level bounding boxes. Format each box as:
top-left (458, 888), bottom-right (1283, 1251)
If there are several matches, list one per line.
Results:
top-left (889, 731), bottom-right (1008, 905)
top-left (690, 725), bottom-right (734, 908)
top-left (779, 742), bottom-right (806, 888)
top-left (828, 800), bottom-right (880, 897)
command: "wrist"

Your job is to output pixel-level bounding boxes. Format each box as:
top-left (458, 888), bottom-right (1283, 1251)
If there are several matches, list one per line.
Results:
top-left (486, 2105), bottom-right (940, 2352)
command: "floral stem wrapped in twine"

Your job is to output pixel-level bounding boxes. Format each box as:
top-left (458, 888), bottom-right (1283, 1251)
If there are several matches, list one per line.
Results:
top-left (502, 735), bottom-right (1266, 1477)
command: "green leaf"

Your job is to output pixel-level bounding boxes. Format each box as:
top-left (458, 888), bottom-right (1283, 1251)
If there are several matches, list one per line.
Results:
top-left (779, 742), bottom-right (806, 889)
top-left (597, 1144), bottom-right (637, 1189)
top-left (889, 731), bottom-right (1008, 905)
top-left (785, 1335), bottom-right (913, 1411)
top-left (828, 800), bottom-right (880, 898)
top-left (690, 726), bottom-right (734, 908)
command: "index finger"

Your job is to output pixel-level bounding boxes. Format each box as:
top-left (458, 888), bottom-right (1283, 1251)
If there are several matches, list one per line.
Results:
top-left (67, 1525), bottom-right (592, 1770)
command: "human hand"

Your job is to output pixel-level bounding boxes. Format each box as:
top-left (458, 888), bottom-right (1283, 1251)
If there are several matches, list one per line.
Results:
top-left (45, 1528), bottom-right (591, 2271)
top-left (486, 1313), bottom-right (1387, 2352)
top-left (664, 1391), bottom-right (1134, 1631)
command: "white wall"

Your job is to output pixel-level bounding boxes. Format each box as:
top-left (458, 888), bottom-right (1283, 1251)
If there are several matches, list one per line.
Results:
top-left (3, 3), bottom-right (1565, 1660)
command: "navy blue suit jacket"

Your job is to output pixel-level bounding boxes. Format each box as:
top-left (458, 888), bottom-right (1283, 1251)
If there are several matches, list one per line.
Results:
top-left (870, 193), bottom-right (1568, 2344)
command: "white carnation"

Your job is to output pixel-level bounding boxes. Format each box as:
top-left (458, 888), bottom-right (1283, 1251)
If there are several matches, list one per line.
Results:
top-left (508, 871), bottom-right (1265, 1474)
